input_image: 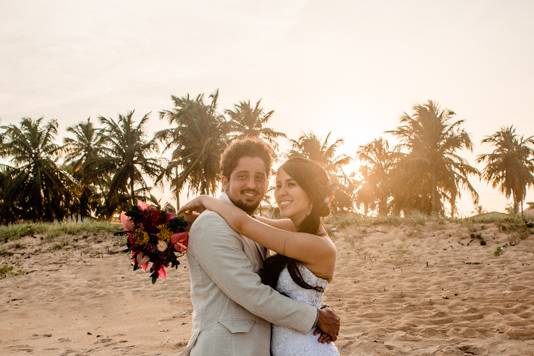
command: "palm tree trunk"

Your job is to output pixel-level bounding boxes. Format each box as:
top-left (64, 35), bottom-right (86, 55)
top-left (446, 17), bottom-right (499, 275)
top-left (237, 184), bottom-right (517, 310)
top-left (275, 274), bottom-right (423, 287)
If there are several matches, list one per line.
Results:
top-left (450, 199), bottom-right (456, 219)
top-left (174, 167), bottom-right (180, 210)
top-left (431, 171), bottom-right (439, 216)
top-left (130, 176), bottom-right (135, 206)
top-left (378, 197), bottom-right (387, 216)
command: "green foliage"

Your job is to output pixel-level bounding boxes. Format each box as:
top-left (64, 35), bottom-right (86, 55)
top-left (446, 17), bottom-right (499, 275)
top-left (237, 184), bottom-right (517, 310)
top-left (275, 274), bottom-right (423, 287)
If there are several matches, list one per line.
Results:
top-left (387, 100), bottom-right (479, 217)
top-left (477, 126), bottom-right (534, 214)
top-left (156, 91), bottom-right (229, 207)
top-left (356, 138), bottom-right (400, 216)
top-left (62, 118), bottom-right (113, 219)
top-left (289, 131), bottom-right (353, 212)
top-left (0, 221), bottom-right (119, 243)
top-left (1, 97), bottom-right (531, 224)
top-left (226, 99), bottom-right (286, 150)
top-left (99, 111), bottom-right (162, 216)
top-left (463, 213), bottom-right (522, 224)
top-left (0, 117), bottom-right (80, 222)
top-left (327, 211), bottom-right (433, 227)
top-left (0, 264), bottom-right (24, 278)
top-left (0, 265), bottom-right (15, 278)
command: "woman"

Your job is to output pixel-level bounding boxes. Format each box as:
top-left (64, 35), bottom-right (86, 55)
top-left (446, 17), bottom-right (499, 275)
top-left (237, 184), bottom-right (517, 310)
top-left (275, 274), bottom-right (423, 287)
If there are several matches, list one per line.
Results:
top-left (179, 157), bottom-right (339, 355)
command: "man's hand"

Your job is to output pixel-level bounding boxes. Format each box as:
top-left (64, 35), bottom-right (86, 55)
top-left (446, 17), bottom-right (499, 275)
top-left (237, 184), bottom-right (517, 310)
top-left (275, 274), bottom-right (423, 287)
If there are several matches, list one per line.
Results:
top-left (313, 327), bottom-right (335, 344)
top-left (314, 307), bottom-right (340, 343)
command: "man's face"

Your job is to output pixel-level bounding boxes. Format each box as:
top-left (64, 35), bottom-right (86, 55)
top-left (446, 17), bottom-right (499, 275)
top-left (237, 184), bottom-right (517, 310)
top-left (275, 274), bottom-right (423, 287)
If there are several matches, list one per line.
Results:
top-left (222, 156), bottom-right (268, 214)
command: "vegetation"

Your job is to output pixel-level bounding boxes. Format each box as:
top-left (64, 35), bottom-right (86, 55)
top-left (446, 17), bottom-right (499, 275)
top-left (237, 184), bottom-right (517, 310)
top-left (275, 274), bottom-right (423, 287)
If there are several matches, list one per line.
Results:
top-left (99, 111), bottom-right (162, 216)
top-left (356, 138), bottom-right (400, 216)
top-left (477, 126), bottom-right (534, 214)
top-left (0, 264), bottom-right (22, 279)
top-left (288, 131), bottom-right (354, 212)
top-left (226, 99), bottom-right (286, 150)
top-left (156, 92), bottom-right (229, 208)
top-left (0, 118), bottom-right (79, 222)
top-left (387, 101), bottom-right (479, 217)
top-left (1, 93), bottom-right (533, 224)
top-left (62, 118), bottom-right (112, 219)
top-left (0, 221), bottom-right (118, 242)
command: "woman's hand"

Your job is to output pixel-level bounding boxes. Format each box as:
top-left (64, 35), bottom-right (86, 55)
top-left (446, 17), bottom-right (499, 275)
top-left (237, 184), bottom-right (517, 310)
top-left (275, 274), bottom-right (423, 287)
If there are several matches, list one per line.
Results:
top-left (178, 196), bottom-right (208, 218)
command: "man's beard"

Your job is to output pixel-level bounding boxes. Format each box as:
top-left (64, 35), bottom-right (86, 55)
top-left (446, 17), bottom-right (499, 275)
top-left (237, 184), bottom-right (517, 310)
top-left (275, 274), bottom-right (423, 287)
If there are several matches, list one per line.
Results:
top-left (229, 194), bottom-right (261, 215)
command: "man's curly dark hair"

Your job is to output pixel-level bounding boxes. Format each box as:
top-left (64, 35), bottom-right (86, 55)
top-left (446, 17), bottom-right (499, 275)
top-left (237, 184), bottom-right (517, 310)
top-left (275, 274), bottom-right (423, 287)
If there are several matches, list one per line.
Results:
top-left (219, 138), bottom-right (274, 178)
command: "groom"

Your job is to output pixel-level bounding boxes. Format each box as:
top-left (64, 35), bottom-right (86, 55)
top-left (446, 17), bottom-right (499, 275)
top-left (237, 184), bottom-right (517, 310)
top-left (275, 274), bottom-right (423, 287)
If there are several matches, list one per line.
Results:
top-left (179, 138), bottom-right (340, 356)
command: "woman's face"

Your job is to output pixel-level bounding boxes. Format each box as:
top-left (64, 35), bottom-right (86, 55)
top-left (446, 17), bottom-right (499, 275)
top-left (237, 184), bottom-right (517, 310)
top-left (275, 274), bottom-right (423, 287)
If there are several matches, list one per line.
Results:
top-left (275, 168), bottom-right (311, 225)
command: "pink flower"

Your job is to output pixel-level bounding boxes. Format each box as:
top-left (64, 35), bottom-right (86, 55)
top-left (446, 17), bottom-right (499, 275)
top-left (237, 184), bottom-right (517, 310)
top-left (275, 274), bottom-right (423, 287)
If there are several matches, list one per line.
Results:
top-left (136, 252), bottom-right (150, 270)
top-left (158, 266), bottom-right (167, 280)
top-left (171, 232), bottom-right (189, 253)
top-left (120, 213), bottom-right (134, 231)
top-left (137, 201), bottom-right (149, 211)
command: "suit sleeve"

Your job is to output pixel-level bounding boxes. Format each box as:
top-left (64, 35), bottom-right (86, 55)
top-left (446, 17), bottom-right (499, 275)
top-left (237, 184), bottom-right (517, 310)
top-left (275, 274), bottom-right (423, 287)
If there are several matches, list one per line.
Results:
top-left (188, 212), bottom-right (317, 333)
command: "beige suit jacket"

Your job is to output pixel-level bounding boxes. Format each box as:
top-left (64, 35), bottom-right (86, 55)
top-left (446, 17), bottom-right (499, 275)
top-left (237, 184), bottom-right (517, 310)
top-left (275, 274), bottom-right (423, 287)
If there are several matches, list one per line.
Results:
top-left (179, 194), bottom-right (317, 356)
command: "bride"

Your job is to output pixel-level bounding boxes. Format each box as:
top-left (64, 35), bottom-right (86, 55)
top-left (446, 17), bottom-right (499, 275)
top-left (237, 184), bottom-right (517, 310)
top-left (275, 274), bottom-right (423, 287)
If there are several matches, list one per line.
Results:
top-left (179, 157), bottom-right (340, 355)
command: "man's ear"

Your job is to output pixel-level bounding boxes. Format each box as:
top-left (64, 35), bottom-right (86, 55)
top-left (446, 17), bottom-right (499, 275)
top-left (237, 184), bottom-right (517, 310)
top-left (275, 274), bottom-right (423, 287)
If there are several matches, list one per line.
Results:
top-left (221, 175), bottom-right (229, 192)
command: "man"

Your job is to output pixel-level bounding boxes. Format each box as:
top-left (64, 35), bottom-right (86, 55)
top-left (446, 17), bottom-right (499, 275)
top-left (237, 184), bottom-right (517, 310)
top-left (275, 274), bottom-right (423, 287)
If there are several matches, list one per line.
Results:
top-left (179, 138), bottom-right (340, 356)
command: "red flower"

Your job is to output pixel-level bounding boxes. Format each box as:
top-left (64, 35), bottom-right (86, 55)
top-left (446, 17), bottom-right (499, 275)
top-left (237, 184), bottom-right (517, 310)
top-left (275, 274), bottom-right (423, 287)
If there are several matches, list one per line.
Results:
top-left (171, 232), bottom-right (189, 253)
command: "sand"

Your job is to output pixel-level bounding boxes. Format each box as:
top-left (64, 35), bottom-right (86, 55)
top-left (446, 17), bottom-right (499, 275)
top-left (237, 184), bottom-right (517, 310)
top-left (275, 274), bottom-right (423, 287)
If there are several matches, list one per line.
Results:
top-left (1, 221), bottom-right (533, 355)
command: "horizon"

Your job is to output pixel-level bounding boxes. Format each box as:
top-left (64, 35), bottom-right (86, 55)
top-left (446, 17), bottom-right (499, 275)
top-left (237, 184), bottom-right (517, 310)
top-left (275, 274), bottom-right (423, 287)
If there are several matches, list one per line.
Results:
top-left (1, 0), bottom-right (533, 215)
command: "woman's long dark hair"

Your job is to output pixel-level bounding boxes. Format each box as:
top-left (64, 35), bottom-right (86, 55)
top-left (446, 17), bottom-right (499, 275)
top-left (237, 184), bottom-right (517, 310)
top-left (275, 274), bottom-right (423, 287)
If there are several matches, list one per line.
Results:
top-left (259, 157), bottom-right (331, 292)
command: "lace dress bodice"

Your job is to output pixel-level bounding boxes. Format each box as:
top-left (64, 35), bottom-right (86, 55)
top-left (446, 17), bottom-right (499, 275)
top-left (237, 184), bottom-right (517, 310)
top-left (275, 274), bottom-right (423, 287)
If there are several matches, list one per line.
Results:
top-left (271, 264), bottom-right (339, 356)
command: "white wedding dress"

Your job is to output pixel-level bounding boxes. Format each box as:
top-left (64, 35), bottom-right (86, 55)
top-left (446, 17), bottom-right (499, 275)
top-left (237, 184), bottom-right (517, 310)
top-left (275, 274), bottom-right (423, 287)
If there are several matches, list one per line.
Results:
top-left (271, 264), bottom-right (340, 356)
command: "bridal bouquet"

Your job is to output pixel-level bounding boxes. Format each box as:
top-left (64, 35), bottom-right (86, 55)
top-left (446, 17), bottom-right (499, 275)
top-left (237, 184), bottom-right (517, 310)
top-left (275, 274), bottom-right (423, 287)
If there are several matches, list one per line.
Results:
top-left (119, 202), bottom-right (189, 283)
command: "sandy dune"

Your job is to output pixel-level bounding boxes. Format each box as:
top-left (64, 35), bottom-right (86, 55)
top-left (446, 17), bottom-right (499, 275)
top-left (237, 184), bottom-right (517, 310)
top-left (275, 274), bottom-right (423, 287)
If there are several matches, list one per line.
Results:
top-left (1, 221), bottom-right (533, 355)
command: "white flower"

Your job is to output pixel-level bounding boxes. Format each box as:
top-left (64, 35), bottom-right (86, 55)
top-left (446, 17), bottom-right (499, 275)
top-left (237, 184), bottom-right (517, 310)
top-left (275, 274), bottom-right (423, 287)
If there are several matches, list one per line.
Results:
top-left (157, 240), bottom-right (168, 252)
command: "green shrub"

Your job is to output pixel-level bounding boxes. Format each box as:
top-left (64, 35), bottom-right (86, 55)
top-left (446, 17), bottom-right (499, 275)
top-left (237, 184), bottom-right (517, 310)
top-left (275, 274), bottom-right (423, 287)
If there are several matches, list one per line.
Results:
top-left (0, 221), bottom-right (120, 243)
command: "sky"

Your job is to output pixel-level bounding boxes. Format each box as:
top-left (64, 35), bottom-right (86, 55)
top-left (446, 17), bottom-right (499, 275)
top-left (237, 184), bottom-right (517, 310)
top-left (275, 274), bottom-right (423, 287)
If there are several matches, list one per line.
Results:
top-left (1, 0), bottom-right (533, 215)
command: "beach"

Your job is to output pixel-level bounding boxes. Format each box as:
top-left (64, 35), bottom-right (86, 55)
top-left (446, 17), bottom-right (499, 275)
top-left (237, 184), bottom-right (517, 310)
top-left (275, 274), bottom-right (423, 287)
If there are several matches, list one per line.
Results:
top-left (1, 220), bottom-right (533, 355)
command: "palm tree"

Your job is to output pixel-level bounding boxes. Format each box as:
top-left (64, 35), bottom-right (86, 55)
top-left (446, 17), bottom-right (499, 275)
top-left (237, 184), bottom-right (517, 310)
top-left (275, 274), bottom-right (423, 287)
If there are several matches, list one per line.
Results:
top-left (289, 131), bottom-right (352, 212)
top-left (354, 167), bottom-right (376, 216)
top-left (225, 99), bottom-right (286, 150)
top-left (62, 118), bottom-right (113, 219)
top-left (388, 100), bottom-right (479, 216)
top-left (0, 117), bottom-right (79, 221)
top-left (156, 91), bottom-right (229, 207)
top-left (356, 138), bottom-right (400, 215)
top-left (477, 126), bottom-right (534, 214)
top-left (99, 111), bottom-right (162, 216)
top-left (0, 163), bottom-right (14, 223)
top-left (289, 131), bottom-right (351, 178)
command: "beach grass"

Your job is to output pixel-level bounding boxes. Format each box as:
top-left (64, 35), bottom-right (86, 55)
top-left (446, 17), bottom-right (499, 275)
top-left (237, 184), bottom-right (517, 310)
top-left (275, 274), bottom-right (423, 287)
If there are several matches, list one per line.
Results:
top-left (0, 221), bottom-right (120, 243)
top-left (328, 211), bottom-right (532, 231)
top-left (327, 212), bottom-right (447, 228)
top-left (0, 264), bottom-right (23, 279)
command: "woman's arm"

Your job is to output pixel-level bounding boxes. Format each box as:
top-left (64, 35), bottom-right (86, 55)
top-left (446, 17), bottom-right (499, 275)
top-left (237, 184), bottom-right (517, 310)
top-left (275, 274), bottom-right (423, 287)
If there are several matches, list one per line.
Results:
top-left (255, 216), bottom-right (296, 232)
top-left (179, 196), bottom-right (336, 268)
